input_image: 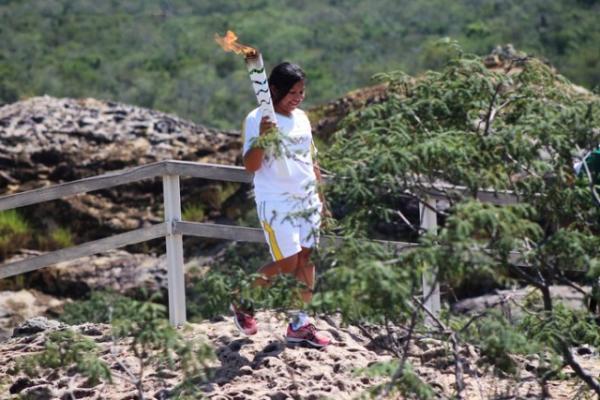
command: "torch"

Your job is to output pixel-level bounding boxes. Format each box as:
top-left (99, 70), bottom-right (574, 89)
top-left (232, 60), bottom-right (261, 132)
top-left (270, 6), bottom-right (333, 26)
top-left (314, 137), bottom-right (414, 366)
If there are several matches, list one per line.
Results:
top-left (215, 31), bottom-right (290, 177)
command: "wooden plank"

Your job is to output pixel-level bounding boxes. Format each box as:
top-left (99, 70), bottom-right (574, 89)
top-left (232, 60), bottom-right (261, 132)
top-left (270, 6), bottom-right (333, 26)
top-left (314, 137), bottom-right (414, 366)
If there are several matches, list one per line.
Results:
top-left (162, 175), bottom-right (186, 326)
top-left (175, 221), bottom-right (265, 242)
top-left (166, 160), bottom-right (252, 183)
top-left (174, 221), bottom-right (417, 252)
top-left (0, 162), bottom-right (167, 211)
top-left (420, 196), bottom-right (441, 323)
top-left (418, 182), bottom-right (519, 205)
top-left (0, 223), bottom-right (168, 279)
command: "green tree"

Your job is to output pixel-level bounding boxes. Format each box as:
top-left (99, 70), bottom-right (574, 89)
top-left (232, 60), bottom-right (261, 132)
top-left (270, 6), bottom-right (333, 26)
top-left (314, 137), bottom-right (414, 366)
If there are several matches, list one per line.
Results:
top-left (318, 43), bottom-right (600, 397)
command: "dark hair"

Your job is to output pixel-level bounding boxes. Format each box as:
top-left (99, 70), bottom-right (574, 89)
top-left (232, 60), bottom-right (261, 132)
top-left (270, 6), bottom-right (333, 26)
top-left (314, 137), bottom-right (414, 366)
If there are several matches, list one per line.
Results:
top-left (268, 62), bottom-right (306, 104)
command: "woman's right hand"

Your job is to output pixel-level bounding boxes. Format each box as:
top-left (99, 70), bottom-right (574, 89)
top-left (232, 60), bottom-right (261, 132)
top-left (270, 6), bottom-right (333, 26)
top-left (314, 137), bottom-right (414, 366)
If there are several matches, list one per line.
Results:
top-left (259, 116), bottom-right (276, 136)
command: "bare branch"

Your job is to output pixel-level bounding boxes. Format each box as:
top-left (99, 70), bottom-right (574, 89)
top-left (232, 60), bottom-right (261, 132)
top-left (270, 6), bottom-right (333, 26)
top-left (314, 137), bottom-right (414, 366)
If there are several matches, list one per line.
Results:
top-left (413, 296), bottom-right (465, 399)
top-left (482, 83), bottom-right (503, 136)
top-left (560, 340), bottom-right (600, 396)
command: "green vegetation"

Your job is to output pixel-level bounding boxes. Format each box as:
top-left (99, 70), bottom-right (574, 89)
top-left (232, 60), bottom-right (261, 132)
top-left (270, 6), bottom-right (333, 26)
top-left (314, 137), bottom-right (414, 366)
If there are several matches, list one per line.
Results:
top-left (0, 209), bottom-right (76, 260)
top-left (186, 240), bottom-right (305, 320)
top-left (0, 210), bottom-right (30, 259)
top-left (111, 295), bottom-right (214, 398)
top-left (49, 227), bottom-right (74, 248)
top-left (56, 292), bottom-right (214, 398)
top-left (37, 227), bottom-right (75, 251)
top-left (0, 0), bottom-right (598, 130)
top-left (313, 43), bottom-right (600, 396)
top-left (15, 329), bottom-right (112, 386)
top-left (2, 2), bottom-right (600, 395)
top-left (362, 362), bottom-right (436, 400)
top-left (60, 291), bottom-right (136, 324)
top-left (182, 203), bottom-right (206, 222)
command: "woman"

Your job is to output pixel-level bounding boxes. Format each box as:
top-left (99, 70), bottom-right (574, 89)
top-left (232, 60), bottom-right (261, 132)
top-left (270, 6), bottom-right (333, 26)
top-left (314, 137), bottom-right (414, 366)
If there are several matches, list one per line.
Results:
top-left (231, 62), bottom-right (330, 348)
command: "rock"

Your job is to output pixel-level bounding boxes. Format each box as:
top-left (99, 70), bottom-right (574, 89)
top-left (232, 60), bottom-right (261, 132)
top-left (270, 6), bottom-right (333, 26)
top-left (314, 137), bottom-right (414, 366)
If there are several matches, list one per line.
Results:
top-left (9, 377), bottom-right (35, 394)
top-left (60, 388), bottom-right (96, 399)
top-left (0, 289), bottom-right (64, 340)
top-left (12, 316), bottom-right (64, 337)
top-left (23, 250), bottom-right (169, 298)
top-left (238, 365), bottom-right (254, 376)
top-left (19, 385), bottom-right (54, 399)
top-left (451, 285), bottom-right (591, 319)
top-left (420, 346), bottom-right (448, 363)
top-left (268, 392), bottom-right (289, 400)
top-left (576, 345), bottom-right (594, 356)
top-left (309, 84), bottom-right (387, 140)
top-left (0, 96), bottom-right (244, 247)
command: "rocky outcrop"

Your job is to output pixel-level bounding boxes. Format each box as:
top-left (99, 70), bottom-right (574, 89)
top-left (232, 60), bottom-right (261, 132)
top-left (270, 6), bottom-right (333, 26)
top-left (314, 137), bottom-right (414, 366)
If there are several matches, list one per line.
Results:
top-left (20, 250), bottom-right (169, 298)
top-left (452, 285), bottom-right (593, 320)
top-left (0, 96), bottom-right (246, 241)
top-left (0, 96), bottom-right (241, 187)
top-left (308, 84), bottom-right (387, 140)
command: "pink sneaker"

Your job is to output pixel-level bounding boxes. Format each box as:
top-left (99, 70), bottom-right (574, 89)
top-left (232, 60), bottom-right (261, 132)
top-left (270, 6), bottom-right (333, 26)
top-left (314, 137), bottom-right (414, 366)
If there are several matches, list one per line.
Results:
top-left (230, 303), bottom-right (257, 335)
top-left (286, 323), bottom-right (331, 348)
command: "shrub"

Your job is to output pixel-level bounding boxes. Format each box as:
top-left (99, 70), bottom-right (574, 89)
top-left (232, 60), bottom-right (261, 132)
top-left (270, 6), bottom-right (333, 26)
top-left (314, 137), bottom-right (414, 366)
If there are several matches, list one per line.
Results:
top-left (182, 203), bottom-right (206, 222)
top-left (0, 210), bottom-right (30, 259)
top-left (16, 329), bottom-right (111, 386)
top-left (37, 227), bottom-right (75, 251)
top-left (60, 291), bottom-right (136, 325)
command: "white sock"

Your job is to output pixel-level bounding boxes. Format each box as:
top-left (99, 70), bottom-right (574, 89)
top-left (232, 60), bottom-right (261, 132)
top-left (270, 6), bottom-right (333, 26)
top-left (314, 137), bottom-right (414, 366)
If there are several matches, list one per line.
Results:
top-left (290, 312), bottom-right (309, 330)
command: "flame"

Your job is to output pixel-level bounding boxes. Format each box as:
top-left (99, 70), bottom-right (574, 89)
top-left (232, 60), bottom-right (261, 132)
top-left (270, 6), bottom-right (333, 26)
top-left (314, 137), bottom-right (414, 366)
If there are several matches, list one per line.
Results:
top-left (214, 30), bottom-right (257, 57)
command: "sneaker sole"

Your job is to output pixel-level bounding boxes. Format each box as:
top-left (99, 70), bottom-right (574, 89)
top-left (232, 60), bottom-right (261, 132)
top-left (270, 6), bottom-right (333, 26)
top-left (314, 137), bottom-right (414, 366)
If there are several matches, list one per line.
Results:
top-left (230, 304), bottom-right (257, 336)
top-left (286, 336), bottom-right (329, 348)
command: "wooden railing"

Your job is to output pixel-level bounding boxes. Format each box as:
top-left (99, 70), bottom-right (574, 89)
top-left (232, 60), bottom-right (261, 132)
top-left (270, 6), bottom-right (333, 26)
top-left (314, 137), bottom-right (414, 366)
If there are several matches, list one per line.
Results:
top-left (0, 160), bottom-right (518, 326)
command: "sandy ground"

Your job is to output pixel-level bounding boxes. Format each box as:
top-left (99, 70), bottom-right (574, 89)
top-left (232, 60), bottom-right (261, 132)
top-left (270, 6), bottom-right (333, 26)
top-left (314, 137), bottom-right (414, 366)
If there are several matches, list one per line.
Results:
top-left (0, 311), bottom-right (598, 399)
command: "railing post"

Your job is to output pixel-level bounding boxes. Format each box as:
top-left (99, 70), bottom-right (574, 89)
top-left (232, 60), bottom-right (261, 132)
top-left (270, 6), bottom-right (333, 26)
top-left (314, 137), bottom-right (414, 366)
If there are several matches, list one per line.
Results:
top-left (420, 196), bottom-right (441, 325)
top-left (163, 174), bottom-right (186, 326)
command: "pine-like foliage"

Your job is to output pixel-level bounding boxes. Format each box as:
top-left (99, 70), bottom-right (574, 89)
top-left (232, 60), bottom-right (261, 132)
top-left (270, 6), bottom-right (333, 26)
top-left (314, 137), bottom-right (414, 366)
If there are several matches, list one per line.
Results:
top-left (318, 42), bottom-right (600, 396)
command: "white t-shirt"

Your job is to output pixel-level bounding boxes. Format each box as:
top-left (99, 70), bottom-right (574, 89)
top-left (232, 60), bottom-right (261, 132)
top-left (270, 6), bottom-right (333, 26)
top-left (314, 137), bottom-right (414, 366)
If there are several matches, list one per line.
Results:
top-left (242, 107), bottom-right (318, 203)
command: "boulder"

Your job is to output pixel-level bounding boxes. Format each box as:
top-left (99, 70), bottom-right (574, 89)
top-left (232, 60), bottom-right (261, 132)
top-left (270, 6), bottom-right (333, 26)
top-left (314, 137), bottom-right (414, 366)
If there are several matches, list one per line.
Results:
top-left (0, 289), bottom-right (64, 340)
top-left (0, 96), bottom-right (246, 242)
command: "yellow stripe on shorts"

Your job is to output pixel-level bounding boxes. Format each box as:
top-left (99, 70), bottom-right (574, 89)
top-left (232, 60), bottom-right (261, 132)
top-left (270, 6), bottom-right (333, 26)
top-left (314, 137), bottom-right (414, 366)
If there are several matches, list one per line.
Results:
top-left (262, 221), bottom-right (283, 261)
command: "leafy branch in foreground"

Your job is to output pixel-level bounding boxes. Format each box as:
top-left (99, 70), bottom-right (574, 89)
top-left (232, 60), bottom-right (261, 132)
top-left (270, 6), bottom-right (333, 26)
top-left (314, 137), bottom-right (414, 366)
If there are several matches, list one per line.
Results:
top-left (58, 293), bottom-right (215, 399)
top-left (320, 42), bottom-right (600, 398)
top-left (110, 295), bottom-right (214, 399)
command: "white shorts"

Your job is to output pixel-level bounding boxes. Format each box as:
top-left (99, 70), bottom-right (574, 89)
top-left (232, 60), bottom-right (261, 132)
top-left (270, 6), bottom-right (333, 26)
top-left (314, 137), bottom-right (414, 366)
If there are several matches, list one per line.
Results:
top-left (256, 195), bottom-right (322, 261)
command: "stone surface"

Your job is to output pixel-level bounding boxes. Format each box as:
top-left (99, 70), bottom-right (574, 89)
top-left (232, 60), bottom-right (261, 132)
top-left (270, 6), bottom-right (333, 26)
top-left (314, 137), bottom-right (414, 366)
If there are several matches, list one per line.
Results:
top-left (23, 249), bottom-right (169, 298)
top-left (12, 316), bottom-right (66, 337)
top-left (0, 96), bottom-right (245, 242)
top-left (452, 285), bottom-right (592, 320)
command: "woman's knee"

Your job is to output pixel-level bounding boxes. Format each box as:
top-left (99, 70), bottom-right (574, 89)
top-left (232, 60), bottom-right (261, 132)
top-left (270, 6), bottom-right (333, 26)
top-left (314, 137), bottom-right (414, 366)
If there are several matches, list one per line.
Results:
top-left (298, 247), bottom-right (312, 264)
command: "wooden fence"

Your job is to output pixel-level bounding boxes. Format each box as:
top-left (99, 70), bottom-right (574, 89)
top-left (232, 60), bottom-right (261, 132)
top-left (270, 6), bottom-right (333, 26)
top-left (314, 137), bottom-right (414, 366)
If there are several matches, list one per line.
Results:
top-left (0, 160), bottom-right (518, 326)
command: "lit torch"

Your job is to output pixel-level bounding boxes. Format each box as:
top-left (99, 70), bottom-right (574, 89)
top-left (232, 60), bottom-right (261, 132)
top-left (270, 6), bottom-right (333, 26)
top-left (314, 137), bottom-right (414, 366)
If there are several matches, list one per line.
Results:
top-left (214, 31), bottom-right (276, 123)
top-left (215, 30), bottom-right (290, 177)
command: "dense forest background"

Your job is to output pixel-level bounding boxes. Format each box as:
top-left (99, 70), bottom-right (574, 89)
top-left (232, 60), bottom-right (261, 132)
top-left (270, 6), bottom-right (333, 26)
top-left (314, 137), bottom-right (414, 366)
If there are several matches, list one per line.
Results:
top-left (0, 0), bottom-right (598, 130)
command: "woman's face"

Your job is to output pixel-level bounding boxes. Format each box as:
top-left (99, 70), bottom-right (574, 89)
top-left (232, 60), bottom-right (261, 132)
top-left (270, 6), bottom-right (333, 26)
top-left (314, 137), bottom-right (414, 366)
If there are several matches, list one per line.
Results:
top-left (274, 80), bottom-right (305, 116)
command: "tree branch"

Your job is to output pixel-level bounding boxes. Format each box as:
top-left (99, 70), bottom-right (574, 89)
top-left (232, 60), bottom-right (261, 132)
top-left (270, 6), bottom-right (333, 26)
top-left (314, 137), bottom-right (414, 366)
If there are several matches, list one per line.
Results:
top-left (413, 296), bottom-right (465, 399)
top-left (559, 340), bottom-right (600, 396)
top-left (482, 83), bottom-right (503, 136)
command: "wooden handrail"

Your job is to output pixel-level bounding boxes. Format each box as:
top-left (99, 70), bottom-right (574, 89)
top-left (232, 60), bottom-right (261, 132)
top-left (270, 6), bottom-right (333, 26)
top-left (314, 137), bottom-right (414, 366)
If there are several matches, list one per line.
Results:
top-left (0, 160), bottom-right (525, 325)
top-left (0, 162), bottom-right (167, 211)
top-left (0, 223), bottom-right (168, 279)
top-left (0, 160), bottom-right (520, 212)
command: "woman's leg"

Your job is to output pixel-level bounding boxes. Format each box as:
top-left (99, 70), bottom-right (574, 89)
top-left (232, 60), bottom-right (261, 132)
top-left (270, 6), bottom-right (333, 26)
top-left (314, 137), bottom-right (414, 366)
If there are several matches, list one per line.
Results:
top-left (255, 252), bottom-right (299, 287)
top-left (254, 248), bottom-right (314, 303)
top-left (294, 247), bottom-right (315, 303)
